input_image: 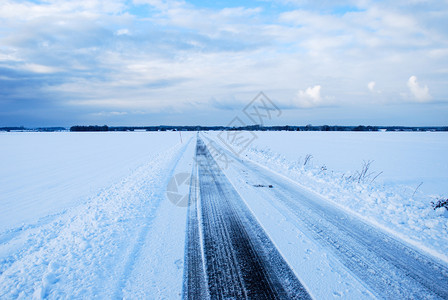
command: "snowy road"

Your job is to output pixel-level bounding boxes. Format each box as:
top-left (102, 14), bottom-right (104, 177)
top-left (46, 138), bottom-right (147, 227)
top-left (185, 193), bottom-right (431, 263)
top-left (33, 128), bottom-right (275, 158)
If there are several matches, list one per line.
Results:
top-left (203, 134), bottom-right (448, 299)
top-left (183, 138), bottom-right (310, 299)
top-left (1, 132), bottom-right (447, 299)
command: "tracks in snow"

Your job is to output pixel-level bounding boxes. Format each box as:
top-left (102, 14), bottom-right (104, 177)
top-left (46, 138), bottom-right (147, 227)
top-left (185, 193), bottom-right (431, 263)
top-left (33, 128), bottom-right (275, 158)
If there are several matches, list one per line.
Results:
top-left (206, 135), bottom-right (448, 299)
top-left (183, 138), bottom-right (310, 299)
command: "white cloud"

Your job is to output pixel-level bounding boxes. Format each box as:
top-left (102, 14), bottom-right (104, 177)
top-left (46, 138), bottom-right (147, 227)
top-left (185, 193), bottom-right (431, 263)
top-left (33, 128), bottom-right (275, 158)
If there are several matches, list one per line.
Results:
top-left (115, 28), bottom-right (130, 36)
top-left (295, 85), bottom-right (323, 108)
top-left (367, 81), bottom-right (382, 95)
top-left (407, 75), bottom-right (431, 102)
top-left (91, 111), bottom-right (129, 117)
top-left (0, 0), bottom-right (126, 20)
top-left (21, 63), bottom-right (61, 74)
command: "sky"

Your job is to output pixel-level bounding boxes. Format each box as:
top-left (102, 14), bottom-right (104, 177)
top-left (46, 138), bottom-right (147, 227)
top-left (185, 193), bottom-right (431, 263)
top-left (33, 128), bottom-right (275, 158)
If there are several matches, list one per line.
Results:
top-left (0, 0), bottom-right (447, 127)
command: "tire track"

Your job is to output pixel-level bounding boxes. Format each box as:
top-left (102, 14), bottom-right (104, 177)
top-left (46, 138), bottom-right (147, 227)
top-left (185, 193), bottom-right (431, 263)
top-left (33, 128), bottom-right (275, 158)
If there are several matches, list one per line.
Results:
top-left (183, 145), bottom-right (208, 299)
top-left (183, 138), bottom-right (310, 299)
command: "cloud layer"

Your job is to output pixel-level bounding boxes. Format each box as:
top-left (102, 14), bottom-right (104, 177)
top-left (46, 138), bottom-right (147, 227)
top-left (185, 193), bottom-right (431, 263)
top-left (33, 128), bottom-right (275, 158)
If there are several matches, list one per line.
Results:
top-left (0, 0), bottom-right (447, 126)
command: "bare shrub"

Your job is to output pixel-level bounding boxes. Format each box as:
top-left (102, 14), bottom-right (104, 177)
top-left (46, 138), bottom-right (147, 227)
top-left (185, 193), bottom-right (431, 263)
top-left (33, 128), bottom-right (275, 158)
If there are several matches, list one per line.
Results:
top-left (431, 198), bottom-right (448, 210)
top-left (412, 182), bottom-right (423, 198)
top-left (354, 160), bottom-right (382, 184)
top-left (303, 154), bottom-right (313, 166)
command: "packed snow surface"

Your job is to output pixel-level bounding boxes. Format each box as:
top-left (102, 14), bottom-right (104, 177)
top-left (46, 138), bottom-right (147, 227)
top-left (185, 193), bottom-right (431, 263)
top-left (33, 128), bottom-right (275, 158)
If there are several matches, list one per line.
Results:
top-left (0, 131), bottom-right (447, 299)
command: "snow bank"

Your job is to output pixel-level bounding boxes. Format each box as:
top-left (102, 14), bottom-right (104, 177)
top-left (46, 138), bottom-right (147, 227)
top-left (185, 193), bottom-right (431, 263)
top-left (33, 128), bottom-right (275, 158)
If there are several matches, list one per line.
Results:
top-left (0, 131), bottom-right (182, 232)
top-left (247, 131), bottom-right (448, 196)
top-left (216, 131), bottom-right (448, 262)
top-left (0, 136), bottom-right (190, 299)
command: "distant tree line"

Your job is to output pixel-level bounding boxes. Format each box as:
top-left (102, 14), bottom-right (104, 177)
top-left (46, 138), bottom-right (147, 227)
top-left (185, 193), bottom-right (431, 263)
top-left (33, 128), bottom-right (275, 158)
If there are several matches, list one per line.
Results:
top-left (67, 125), bottom-right (448, 132)
top-left (0, 126), bottom-right (26, 132)
top-left (0, 126), bottom-right (66, 132)
top-left (1, 125), bottom-right (447, 132)
top-left (70, 125), bottom-right (109, 132)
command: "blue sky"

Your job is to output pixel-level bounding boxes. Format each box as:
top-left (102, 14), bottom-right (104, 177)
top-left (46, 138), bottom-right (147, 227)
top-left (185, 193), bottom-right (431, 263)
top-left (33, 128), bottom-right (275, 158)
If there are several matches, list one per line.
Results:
top-left (0, 0), bottom-right (447, 127)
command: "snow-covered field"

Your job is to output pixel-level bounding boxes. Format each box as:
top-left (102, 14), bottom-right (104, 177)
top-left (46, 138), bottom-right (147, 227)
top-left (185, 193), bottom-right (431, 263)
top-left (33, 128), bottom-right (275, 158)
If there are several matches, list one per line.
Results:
top-left (0, 132), bottom-right (182, 232)
top-left (0, 131), bottom-right (447, 298)
top-left (0, 131), bottom-right (193, 298)
top-left (246, 131), bottom-right (448, 196)
top-left (218, 131), bottom-right (448, 261)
